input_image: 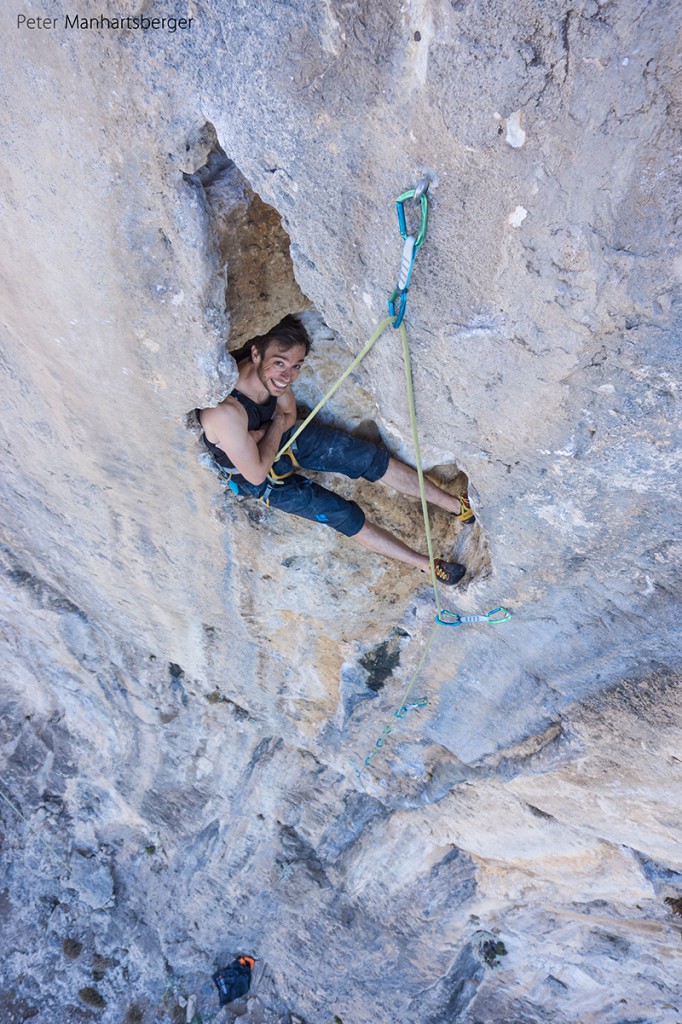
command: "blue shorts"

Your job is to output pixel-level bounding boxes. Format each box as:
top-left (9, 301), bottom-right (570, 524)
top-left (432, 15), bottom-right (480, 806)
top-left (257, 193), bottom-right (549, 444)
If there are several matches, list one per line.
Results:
top-left (229, 422), bottom-right (390, 536)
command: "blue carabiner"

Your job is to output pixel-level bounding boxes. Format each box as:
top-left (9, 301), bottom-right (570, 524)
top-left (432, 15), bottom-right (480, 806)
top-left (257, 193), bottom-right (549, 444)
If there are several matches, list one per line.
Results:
top-left (396, 190), bottom-right (429, 248)
top-left (375, 725), bottom-right (392, 749)
top-left (388, 288), bottom-right (408, 327)
top-left (435, 610), bottom-right (463, 627)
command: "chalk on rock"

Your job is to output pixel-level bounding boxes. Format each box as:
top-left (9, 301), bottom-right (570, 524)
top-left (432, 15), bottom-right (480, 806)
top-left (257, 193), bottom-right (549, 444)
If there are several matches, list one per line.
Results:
top-left (508, 206), bottom-right (528, 227)
top-left (186, 993), bottom-right (197, 1021)
top-left (505, 109), bottom-right (526, 147)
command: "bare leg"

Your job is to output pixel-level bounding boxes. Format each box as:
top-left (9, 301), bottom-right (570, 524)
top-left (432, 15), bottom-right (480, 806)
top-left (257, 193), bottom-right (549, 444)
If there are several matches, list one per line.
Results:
top-left (381, 458), bottom-right (464, 514)
top-left (353, 520), bottom-right (430, 571)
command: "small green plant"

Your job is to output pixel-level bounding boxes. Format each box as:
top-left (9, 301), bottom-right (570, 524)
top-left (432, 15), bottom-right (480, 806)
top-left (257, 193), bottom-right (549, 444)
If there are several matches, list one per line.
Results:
top-left (205, 690), bottom-right (224, 704)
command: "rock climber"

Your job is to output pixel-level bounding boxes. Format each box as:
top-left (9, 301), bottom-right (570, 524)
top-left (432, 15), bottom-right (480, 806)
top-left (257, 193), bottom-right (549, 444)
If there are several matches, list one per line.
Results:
top-left (198, 316), bottom-right (474, 585)
top-left (212, 954), bottom-right (255, 1005)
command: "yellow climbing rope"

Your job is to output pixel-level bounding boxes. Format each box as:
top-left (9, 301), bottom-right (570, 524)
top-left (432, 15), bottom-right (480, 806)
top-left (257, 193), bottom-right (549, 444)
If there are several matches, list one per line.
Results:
top-left (398, 319), bottom-right (442, 614)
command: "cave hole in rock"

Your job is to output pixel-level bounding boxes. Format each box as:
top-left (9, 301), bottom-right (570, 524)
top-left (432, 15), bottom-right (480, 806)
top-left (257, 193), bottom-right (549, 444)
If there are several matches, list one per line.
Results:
top-left (186, 123), bottom-right (310, 352)
top-left (186, 124), bottom-right (488, 583)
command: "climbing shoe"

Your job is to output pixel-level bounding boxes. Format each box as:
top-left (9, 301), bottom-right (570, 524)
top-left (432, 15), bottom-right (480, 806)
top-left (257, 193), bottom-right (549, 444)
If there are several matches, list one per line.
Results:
top-left (433, 559), bottom-right (466, 586)
top-left (454, 492), bottom-right (476, 526)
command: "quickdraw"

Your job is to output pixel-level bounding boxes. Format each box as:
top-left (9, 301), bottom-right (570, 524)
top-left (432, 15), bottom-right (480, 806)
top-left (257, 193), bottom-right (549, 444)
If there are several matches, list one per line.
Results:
top-left (394, 696), bottom-right (429, 718)
top-left (349, 697), bottom-right (428, 783)
top-left (388, 176), bottom-right (430, 328)
top-left (435, 607), bottom-right (513, 627)
top-left (368, 699), bottom-right (429, 752)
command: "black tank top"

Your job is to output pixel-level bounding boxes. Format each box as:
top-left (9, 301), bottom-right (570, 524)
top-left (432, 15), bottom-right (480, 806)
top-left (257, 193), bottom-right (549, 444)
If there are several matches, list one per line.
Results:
top-left (198, 388), bottom-right (277, 472)
top-left (229, 387), bottom-right (277, 430)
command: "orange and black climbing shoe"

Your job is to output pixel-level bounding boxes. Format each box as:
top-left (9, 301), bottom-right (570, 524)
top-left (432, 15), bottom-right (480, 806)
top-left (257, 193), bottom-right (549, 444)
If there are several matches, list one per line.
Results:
top-left (433, 559), bottom-right (466, 586)
top-left (454, 492), bottom-right (476, 526)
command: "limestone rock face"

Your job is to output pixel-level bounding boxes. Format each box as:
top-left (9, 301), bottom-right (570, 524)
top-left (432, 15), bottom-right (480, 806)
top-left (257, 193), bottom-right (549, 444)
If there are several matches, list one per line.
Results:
top-left (1, 2), bottom-right (681, 1023)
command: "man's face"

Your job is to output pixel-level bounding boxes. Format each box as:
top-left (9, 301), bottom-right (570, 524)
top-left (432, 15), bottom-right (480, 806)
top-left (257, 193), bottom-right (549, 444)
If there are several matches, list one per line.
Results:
top-left (253, 340), bottom-right (307, 397)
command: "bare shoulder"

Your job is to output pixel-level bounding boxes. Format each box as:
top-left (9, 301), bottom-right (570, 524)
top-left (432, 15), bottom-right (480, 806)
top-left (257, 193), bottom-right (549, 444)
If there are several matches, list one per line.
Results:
top-left (199, 396), bottom-right (247, 442)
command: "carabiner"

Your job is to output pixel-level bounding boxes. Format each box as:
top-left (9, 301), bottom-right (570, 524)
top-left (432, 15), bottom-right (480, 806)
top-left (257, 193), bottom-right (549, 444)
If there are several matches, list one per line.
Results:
top-left (435, 610), bottom-right (463, 627)
top-left (487, 607), bottom-right (513, 623)
top-left (395, 189), bottom-right (429, 249)
top-left (388, 288), bottom-right (408, 327)
top-left (375, 725), bottom-right (393, 749)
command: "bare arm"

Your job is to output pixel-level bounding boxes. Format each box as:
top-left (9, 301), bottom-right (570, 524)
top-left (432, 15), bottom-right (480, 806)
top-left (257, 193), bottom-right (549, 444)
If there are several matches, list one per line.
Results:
top-left (201, 393), bottom-right (296, 486)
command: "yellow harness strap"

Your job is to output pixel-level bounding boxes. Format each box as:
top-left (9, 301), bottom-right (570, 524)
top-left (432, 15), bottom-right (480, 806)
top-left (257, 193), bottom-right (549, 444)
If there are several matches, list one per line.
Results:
top-left (267, 446), bottom-right (300, 482)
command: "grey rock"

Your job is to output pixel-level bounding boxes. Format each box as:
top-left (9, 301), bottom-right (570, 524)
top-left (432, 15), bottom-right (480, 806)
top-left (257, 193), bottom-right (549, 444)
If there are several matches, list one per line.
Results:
top-left (67, 852), bottom-right (114, 911)
top-left (0, 2), bottom-right (680, 1023)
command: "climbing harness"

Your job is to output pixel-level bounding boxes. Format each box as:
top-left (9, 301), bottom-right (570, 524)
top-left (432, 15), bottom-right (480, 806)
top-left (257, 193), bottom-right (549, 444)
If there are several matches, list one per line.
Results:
top-left (217, 466), bottom-right (240, 495)
top-left (266, 446), bottom-right (300, 482)
top-left (219, 443), bottom-right (299, 505)
top-left (259, 444), bottom-right (300, 505)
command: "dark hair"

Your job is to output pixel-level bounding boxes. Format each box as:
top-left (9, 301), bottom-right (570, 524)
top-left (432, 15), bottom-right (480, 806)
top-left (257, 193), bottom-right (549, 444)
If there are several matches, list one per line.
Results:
top-left (231, 315), bottom-right (311, 364)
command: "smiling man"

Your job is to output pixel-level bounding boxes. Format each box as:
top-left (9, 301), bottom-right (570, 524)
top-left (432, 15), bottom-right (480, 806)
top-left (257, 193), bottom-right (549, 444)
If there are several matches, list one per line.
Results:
top-left (198, 316), bottom-right (474, 585)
